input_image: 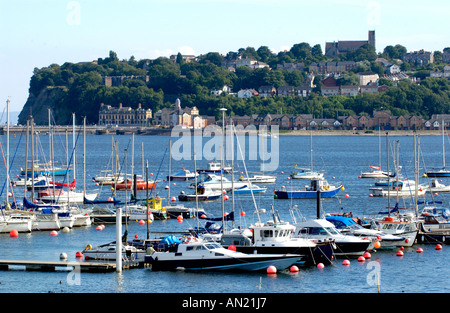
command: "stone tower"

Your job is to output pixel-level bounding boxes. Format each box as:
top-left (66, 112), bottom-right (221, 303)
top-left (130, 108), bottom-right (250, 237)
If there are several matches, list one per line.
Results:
top-left (368, 30), bottom-right (376, 50)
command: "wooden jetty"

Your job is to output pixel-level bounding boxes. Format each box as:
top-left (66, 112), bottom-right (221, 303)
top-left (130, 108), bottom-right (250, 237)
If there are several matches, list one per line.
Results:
top-left (0, 259), bottom-right (142, 272)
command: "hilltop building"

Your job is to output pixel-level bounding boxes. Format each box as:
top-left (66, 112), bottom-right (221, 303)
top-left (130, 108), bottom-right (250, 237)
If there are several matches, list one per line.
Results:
top-left (325, 31), bottom-right (375, 58)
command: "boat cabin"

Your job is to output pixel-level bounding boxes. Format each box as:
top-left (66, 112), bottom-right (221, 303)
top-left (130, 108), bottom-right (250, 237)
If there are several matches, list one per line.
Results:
top-left (296, 219), bottom-right (342, 239)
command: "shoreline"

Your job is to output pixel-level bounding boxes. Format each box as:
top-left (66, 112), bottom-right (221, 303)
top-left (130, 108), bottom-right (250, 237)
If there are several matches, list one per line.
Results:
top-left (278, 129), bottom-right (442, 136)
top-left (1, 125), bottom-right (442, 136)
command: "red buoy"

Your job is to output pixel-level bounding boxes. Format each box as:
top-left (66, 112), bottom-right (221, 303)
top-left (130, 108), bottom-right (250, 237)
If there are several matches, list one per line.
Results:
top-left (50, 230), bottom-right (58, 236)
top-left (228, 245), bottom-right (236, 251)
top-left (435, 244), bottom-right (443, 250)
top-left (267, 265), bottom-right (277, 274)
top-left (363, 252), bottom-right (371, 259)
top-left (240, 211), bottom-right (246, 216)
top-left (291, 265), bottom-right (300, 272)
top-left (316, 263), bottom-right (324, 269)
top-left (342, 259), bottom-right (350, 266)
top-left (75, 251), bottom-right (83, 258)
top-left (396, 250), bottom-right (404, 256)
top-left (9, 230), bottom-right (19, 238)
top-left (416, 248), bottom-right (423, 253)
top-left (358, 256), bottom-right (365, 262)
top-left (138, 219), bottom-right (145, 225)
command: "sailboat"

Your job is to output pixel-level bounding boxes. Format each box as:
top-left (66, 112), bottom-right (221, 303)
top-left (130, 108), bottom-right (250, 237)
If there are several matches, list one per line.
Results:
top-left (425, 121), bottom-right (450, 177)
top-left (290, 132), bottom-right (324, 180)
top-left (360, 129), bottom-right (391, 178)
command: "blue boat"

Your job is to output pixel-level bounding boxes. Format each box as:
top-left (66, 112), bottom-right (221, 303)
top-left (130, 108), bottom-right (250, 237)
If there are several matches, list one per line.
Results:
top-left (233, 185), bottom-right (267, 194)
top-left (167, 168), bottom-right (199, 181)
top-left (274, 179), bottom-right (343, 199)
top-left (424, 168), bottom-right (450, 177)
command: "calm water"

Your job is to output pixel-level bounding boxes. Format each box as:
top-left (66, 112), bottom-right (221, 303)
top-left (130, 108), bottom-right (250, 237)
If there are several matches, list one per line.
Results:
top-left (0, 133), bottom-right (449, 294)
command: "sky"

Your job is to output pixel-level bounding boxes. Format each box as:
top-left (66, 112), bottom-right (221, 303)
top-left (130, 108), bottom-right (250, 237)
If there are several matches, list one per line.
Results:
top-left (1, 0), bottom-right (450, 116)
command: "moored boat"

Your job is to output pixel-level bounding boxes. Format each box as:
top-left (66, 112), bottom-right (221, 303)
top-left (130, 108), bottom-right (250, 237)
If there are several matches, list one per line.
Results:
top-left (145, 237), bottom-right (302, 272)
top-left (295, 218), bottom-right (372, 256)
top-left (113, 178), bottom-right (156, 191)
top-left (274, 179), bottom-right (343, 199)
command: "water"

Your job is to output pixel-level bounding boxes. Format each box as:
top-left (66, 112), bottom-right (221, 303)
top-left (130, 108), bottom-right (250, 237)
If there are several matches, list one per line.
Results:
top-left (0, 133), bottom-right (449, 294)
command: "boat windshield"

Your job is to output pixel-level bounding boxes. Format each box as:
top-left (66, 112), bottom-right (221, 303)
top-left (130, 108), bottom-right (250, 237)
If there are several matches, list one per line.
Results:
top-left (204, 243), bottom-right (222, 250)
top-left (325, 227), bottom-right (341, 235)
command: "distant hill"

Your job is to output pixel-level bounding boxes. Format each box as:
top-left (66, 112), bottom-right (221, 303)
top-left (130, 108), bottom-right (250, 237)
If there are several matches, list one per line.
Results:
top-left (18, 48), bottom-right (450, 126)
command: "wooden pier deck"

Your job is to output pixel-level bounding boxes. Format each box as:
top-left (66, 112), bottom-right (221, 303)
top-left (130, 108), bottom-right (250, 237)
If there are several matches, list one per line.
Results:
top-left (0, 259), bottom-right (142, 272)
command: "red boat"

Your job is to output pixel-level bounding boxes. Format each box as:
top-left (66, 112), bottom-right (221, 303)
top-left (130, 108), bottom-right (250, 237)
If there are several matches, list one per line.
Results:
top-left (50, 179), bottom-right (76, 188)
top-left (113, 178), bottom-right (157, 191)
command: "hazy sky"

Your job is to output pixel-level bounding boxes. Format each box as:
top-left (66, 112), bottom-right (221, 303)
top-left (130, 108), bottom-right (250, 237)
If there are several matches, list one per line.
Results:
top-left (1, 0), bottom-right (449, 113)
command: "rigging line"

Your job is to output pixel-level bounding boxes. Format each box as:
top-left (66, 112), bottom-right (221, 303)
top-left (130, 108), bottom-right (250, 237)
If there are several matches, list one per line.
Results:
top-left (0, 129), bottom-right (25, 203)
top-left (148, 147), bottom-right (168, 199)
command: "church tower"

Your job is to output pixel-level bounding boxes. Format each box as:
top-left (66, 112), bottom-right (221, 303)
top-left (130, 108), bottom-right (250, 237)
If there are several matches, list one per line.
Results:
top-left (368, 30), bottom-right (376, 50)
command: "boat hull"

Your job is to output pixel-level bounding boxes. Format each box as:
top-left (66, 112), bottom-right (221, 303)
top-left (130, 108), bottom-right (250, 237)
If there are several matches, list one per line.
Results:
top-left (146, 254), bottom-right (302, 272)
top-left (275, 186), bottom-right (342, 199)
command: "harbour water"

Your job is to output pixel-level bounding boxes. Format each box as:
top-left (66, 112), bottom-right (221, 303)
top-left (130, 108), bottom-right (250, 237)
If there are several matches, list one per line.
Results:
top-left (0, 133), bottom-right (449, 294)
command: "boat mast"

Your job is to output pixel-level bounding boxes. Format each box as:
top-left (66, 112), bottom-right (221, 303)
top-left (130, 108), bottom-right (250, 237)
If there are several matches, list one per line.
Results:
top-left (83, 117), bottom-right (86, 209)
top-left (31, 116), bottom-right (35, 203)
top-left (194, 152), bottom-right (199, 232)
top-left (414, 133), bottom-right (419, 217)
top-left (442, 119), bottom-right (446, 169)
top-left (6, 100), bottom-right (9, 209)
top-left (219, 107), bottom-right (227, 233)
top-left (24, 118), bottom-right (29, 199)
top-left (386, 132), bottom-right (390, 214)
top-left (146, 160), bottom-right (149, 239)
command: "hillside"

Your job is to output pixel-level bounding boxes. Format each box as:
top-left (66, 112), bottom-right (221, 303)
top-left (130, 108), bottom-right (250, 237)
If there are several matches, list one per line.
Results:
top-left (18, 46), bottom-right (450, 125)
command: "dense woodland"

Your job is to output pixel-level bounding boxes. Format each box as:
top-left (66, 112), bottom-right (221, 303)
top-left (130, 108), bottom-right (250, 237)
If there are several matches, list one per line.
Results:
top-left (18, 43), bottom-right (450, 125)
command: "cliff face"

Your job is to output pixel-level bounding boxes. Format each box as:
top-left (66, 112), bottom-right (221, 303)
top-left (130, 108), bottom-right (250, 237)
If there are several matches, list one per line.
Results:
top-left (18, 87), bottom-right (71, 125)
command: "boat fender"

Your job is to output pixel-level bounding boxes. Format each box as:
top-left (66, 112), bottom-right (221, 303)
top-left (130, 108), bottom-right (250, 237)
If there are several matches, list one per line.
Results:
top-left (85, 244), bottom-right (92, 251)
top-left (320, 186), bottom-right (325, 191)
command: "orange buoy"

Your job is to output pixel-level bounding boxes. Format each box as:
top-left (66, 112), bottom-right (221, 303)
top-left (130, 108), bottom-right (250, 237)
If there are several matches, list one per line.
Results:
top-left (267, 265), bottom-right (277, 274)
top-left (416, 248), bottom-right (423, 253)
top-left (9, 230), bottom-right (19, 238)
top-left (342, 259), bottom-right (350, 266)
top-left (435, 244), bottom-right (443, 250)
top-left (291, 265), bottom-right (300, 272)
top-left (316, 263), bottom-right (324, 269)
top-left (228, 245), bottom-right (236, 251)
top-left (358, 256), bottom-right (365, 262)
top-left (396, 250), bottom-right (404, 256)
top-left (374, 241), bottom-right (381, 249)
top-left (363, 252), bottom-right (371, 259)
